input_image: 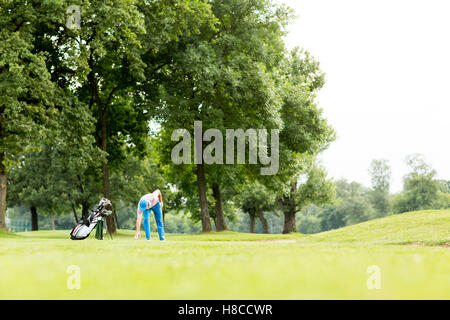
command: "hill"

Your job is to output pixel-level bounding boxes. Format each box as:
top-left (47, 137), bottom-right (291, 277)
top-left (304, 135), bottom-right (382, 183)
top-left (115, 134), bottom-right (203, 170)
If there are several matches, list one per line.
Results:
top-left (312, 210), bottom-right (450, 245)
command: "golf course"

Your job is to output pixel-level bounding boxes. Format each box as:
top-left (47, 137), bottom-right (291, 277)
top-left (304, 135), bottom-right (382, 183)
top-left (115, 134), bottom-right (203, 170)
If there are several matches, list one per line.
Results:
top-left (1, 210), bottom-right (448, 300)
top-left (2, 0), bottom-right (450, 306)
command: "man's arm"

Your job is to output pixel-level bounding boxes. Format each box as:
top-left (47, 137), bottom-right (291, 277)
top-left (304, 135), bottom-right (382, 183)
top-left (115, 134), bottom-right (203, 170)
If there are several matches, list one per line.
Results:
top-left (135, 210), bottom-right (142, 238)
top-left (157, 190), bottom-right (164, 223)
top-left (158, 190), bottom-right (163, 205)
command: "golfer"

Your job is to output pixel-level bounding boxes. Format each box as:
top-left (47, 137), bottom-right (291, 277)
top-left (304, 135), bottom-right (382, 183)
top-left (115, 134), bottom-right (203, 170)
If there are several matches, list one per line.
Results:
top-left (134, 189), bottom-right (165, 241)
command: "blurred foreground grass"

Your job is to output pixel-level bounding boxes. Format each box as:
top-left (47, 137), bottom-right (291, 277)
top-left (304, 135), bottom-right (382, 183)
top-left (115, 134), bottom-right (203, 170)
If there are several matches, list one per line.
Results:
top-left (0, 210), bottom-right (449, 299)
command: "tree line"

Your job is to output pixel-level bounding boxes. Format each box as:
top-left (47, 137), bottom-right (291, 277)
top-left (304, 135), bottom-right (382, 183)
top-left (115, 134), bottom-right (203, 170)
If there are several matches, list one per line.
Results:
top-left (266, 154), bottom-right (449, 234)
top-left (5, 147), bottom-right (449, 233)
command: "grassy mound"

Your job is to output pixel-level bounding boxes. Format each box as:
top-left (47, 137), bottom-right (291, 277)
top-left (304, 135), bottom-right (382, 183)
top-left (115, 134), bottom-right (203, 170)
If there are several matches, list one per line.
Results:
top-left (312, 210), bottom-right (450, 245)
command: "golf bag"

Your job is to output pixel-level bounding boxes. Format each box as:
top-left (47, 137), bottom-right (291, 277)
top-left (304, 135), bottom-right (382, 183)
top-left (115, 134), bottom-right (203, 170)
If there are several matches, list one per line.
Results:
top-left (70, 198), bottom-right (113, 240)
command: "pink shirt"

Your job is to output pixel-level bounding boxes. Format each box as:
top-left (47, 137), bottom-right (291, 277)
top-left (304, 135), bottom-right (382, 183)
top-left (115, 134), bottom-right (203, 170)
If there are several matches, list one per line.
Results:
top-left (137, 190), bottom-right (161, 215)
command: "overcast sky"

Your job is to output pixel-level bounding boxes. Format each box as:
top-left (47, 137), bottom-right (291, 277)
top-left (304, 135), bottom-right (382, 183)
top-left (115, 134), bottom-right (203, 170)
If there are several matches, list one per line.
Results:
top-left (278, 0), bottom-right (450, 192)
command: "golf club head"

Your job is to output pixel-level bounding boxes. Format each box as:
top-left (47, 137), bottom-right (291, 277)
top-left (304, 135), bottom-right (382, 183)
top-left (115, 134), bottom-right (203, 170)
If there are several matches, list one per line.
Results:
top-left (99, 198), bottom-right (113, 215)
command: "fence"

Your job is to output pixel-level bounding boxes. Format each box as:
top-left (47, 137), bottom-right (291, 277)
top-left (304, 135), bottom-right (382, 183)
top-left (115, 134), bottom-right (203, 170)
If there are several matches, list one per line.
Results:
top-left (5, 217), bottom-right (31, 232)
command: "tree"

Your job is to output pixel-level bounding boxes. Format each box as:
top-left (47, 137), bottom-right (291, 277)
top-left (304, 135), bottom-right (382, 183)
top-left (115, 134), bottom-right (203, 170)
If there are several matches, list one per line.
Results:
top-left (0, 1), bottom-right (61, 230)
top-left (237, 182), bottom-right (276, 233)
top-left (339, 179), bottom-right (372, 225)
top-left (156, 0), bottom-right (292, 232)
top-left (8, 147), bottom-right (64, 231)
top-left (29, 0), bottom-right (217, 234)
top-left (318, 179), bottom-right (373, 230)
top-left (279, 162), bottom-right (335, 233)
top-left (274, 48), bottom-right (335, 233)
top-left (7, 97), bottom-right (98, 229)
top-left (8, 142), bottom-right (101, 228)
top-left (212, 183), bottom-right (228, 231)
top-left (435, 180), bottom-right (450, 209)
top-left (318, 205), bottom-right (346, 231)
top-left (392, 154), bottom-right (439, 213)
top-left (436, 192), bottom-right (450, 209)
top-left (62, 0), bottom-right (148, 234)
top-left (437, 180), bottom-right (450, 193)
top-left (368, 159), bottom-right (392, 217)
top-left (368, 159), bottom-right (391, 191)
top-left (296, 205), bottom-right (323, 234)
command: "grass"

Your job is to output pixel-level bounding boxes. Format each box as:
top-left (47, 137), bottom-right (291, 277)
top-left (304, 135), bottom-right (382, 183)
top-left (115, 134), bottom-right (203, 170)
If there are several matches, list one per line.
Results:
top-left (15, 229), bottom-right (306, 241)
top-left (0, 229), bottom-right (20, 238)
top-left (310, 210), bottom-right (450, 245)
top-left (0, 210), bottom-right (449, 299)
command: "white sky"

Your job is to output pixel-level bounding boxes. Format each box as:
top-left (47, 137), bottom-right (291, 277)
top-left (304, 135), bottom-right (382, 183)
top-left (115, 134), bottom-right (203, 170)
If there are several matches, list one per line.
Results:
top-left (278, 0), bottom-right (450, 193)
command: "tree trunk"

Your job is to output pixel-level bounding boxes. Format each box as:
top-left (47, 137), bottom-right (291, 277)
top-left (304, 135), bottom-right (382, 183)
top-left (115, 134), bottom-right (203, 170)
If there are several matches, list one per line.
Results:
top-left (283, 211), bottom-right (296, 234)
top-left (113, 209), bottom-right (120, 229)
top-left (71, 204), bottom-right (79, 223)
top-left (51, 214), bottom-right (55, 231)
top-left (212, 217), bottom-right (217, 230)
top-left (0, 152), bottom-right (7, 231)
top-left (82, 201), bottom-right (90, 220)
top-left (282, 181), bottom-right (297, 234)
top-left (196, 163), bottom-right (212, 232)
top-left (98, 104), bottom-right (116, 234)
top-left (88, 60), bottom-right (116, 234)
top-left (212, 183), bottom-right (228, 231)
top-left (101, 161), bottom-right (115, 233)
top-left (259, 207), bottom-right (269, 234)
top-left (249, 212), bottom-right (256, 233)
top-left (30, 206), bottom-right (38, 231)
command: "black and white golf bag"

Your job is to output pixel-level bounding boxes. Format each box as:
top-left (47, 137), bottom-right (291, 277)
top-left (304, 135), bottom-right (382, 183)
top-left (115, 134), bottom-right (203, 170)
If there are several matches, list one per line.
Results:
top-left (70, 198), bottom-right (113, 240)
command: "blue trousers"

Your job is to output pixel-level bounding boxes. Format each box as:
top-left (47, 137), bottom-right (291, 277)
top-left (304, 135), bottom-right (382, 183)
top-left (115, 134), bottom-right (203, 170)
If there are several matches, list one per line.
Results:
top-left (143, 202), bottom-right (165, 240)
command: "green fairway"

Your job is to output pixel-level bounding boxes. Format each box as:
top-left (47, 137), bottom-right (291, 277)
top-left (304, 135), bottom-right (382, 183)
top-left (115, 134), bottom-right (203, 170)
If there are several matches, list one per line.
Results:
top-left (1, 210), bottom-right (449, 299)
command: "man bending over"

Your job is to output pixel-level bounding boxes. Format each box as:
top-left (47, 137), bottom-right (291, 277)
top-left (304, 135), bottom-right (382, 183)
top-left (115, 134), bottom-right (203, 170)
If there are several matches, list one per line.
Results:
top-left (135, 189), bottom-right (165, 241)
